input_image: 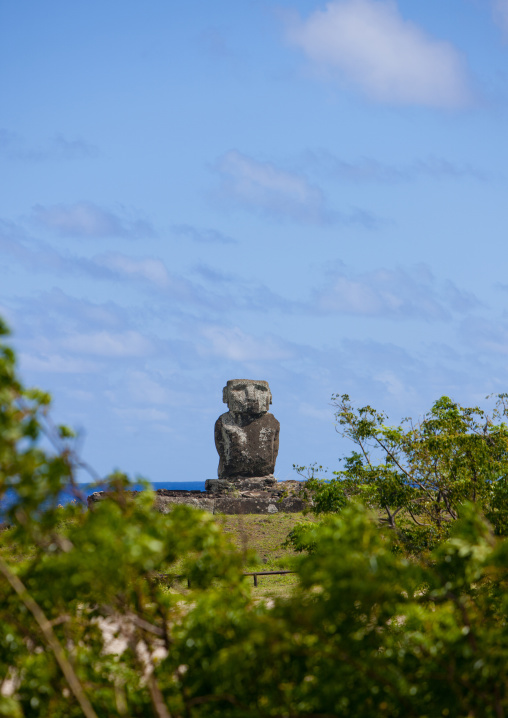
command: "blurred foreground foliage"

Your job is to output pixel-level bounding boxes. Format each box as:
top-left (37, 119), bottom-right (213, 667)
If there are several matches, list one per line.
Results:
top-left (2, 317), bottom-right (508, 717)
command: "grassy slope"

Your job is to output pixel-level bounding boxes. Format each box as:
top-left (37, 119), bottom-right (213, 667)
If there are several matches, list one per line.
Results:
top-left (1, 510), bottom-right (317, 599)
top-left (217, 512), bottom-right (315, 566)
top-left (214, 511), bottom-right (317, 598)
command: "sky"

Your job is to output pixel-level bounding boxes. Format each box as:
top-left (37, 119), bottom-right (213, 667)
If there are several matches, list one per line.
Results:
top-left (2, 0), bottom-right (508, 483)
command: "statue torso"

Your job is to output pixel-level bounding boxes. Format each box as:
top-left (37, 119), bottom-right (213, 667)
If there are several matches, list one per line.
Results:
top-left (215, 411), bottom-right (280, 479)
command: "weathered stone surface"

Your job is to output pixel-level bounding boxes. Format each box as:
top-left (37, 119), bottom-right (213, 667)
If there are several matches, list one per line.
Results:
top-left (276, 496), bottom-right (307, 512)
top-left (86, 489), bottom-right (212, 512)
top-left (153, 495), bottom-right (215, 513)
top-left (204, 479), bottom-right (235, 494)
top-left (87, 487), bottom-right (306, 514)
top-left (214, 497), bottom-right (279, 514)
top-left (214, 496), bottom-right (305, 514)
top-left (205, 476), bottom-right (278, 495)
top-left (215, 379), bottom-right (280, 480)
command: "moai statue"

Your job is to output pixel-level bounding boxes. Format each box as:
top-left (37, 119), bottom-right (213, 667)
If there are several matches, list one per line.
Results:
top-left (214, 379), bottom-right (280, 481)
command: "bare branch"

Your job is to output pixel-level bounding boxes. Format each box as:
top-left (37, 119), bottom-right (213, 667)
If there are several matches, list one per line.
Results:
top-left (0, 556), bottom-right (98, 718)
top-left (407, 506), bottom-right (432, 528)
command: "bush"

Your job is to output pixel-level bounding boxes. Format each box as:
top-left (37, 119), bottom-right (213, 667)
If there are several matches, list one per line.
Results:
top-left (298, 394), bottom-right (508, 541)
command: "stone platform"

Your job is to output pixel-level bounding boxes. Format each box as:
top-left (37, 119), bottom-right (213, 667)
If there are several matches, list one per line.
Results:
top-left (87, 479), bottom-right (305, 515)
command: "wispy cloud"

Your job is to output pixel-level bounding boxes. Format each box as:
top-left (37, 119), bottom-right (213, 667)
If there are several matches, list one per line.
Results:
top-left (113, 407), bottom-right (170, 422)
top-left (313, 264), bottom-right (481, 320)
top-left (3, 219), bottom-right (481, 325)
top-left (213, 150), bottom-right (331, 224)
top-left (492, 0), bottom-right (508, 34)
top-left (299, 149), bottom-right (492, 183)
top-left (459, 316), bottom-right (508, 355)
top-left (191, 264), bottom-right (301, 314)
top-left (125, 370), bottom-right (169, 405)
top-left (93, 253), bottom-right (170, 288)
top-left (32, 201), bottom-right (155, 239)
top-left (341, 338), bottom-right (423, 402)
top-left (8, 291), bottom-right (160, 379)
top-left (61, 330), bottom-right (155, 358)
top-left (0, 220), bottom-right (270, 314)
top-left (19, 353), bottom-right (102, 374)
top-left (0, 129), bottom-right (99, 161)
top-left (171, 223), bottom-right (237, 244)
top-left (199, 325), bottom-right (293, 361)
top-left (285, 0), bottom-right (472, 107)
top-left (198, 27), bottom-right (236, 60)
top-left (317, 337), bottom-right (493, 414)
top-left (0, 221), bottom-right (154, 285)
top-left (0, 220), bottom-right (74, 274)
top-left (0, 221), bottom-right (200, 304)
top-left (213, 150), bottom-right (382, 226)
top-left (21, 288), bottom-right (132, 333)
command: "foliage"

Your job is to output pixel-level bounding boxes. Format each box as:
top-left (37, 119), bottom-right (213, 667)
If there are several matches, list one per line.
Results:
top-left (3, 318), bottom-right (508, 716)
top-left (0, 319), bottom-right (246, 717)
top-left (251, 503), bottom-right (508, 718)
top-left (296, 394), bottom-right (508, 544)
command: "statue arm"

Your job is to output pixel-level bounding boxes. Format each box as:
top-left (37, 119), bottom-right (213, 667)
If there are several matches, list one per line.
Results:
top-left (214, 417), bottom-right (224, 457)
top-left (273, 421), bottom-right (280, 464)
top-left (215, 417), bottom-right (226, 478)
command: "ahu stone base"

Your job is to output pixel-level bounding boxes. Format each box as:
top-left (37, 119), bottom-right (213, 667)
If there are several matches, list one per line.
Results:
top-left (87, 480), bottom-right (305, 515)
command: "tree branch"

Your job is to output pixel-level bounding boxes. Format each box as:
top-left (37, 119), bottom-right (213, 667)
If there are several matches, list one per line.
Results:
top-left (0, 556), bottom-right (98, 718)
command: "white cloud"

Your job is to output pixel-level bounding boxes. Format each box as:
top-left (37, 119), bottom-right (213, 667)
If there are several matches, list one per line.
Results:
top-left (19, 352), bottom-right (101, 374)
top-left (113, 407), bottom-right (170, 422)
top-left (171, 224), bottom-right (237, 244)
top-left (201, 326), bottom-right (292, 361)
top-left (0, 129), bottom-right (99, 161)
top-left (0, 223), bottom-right (198, 301)
top-left (298, 402), bottom-right (334, 422)
top-left (314, 265), bottom-right (480, 319)
top-left (286, 0), bottom-right (471, 107)
top-left (300, 149), bottom-right (490, 183)
top-left (51, 135), bottom-right (99, 160)
top-left (459, 317), bottom-right (508, 356)
top-left (126, 371), bottom-right (168, 405)
top-left (215, 150), bottom-right (330, 223)
top-left (372, 369), bottom-right (416, 401)
top-left (94, 252), bottom-right (170, 288)
top-left (67, 389), bottom-right (95, 402)
top-left (61, 330), bottom-right (154, 358)
top-left (32, 201), bottom-right (155, 239)
top-left (493, 0), bottom-right (508, 33)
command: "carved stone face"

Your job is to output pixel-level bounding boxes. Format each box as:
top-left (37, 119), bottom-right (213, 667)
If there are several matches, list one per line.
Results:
top-left (223, 379), bottom-right (272, 415)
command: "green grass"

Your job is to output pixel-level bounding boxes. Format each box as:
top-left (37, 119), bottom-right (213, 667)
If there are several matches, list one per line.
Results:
top-left (1, 509), bottom-right (316, 600)
top-left (216, 512), bottom-right (315, 568)
top-left (213, 511), bottom-right (316, 599)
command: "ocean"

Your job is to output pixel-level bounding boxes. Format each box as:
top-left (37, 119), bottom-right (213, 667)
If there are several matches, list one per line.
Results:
top-left (66, 481), bottom-right (206, 503)
top-left (84, 481), bottom-right (206, 494)
top-left (0, 482), bottom-right (206, 515)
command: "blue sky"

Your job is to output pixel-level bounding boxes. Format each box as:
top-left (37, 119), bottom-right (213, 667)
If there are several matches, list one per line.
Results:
top-left (2, 0), bottom-right (508, 482)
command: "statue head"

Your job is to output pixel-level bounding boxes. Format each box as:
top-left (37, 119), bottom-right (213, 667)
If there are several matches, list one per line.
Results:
top-left (222, 379), bottom-right (272, 415)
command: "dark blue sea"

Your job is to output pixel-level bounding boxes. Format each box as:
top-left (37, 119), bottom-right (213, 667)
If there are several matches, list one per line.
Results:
top-left (67, 481), bottom-right (206, 503)
top-left (1, 482), bottom-right (206, 516)
top-left (84, 481), bottom-right (205, 494)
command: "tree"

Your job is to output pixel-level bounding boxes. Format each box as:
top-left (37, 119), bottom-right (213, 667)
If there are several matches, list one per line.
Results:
top-left (296, 394), bottom-right (508, 548)
top-left (0, 318), bottom-right (245, 717)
